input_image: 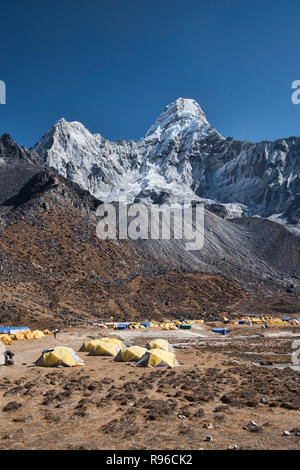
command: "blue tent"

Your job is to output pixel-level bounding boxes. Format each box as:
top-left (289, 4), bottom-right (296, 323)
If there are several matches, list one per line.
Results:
top-left (0, 326), bottom-right (29, 334)
top-left (212, 328), bottom-right (229, 335)
top-left (116, 323), bottom-right (129, 330)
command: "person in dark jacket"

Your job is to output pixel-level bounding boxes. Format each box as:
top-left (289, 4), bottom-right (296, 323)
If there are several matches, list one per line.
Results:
top-left (4, 350), bottom-right (14, 366)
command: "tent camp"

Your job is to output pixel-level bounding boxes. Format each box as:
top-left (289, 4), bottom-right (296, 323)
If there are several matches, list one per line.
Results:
top-left (134, 349), bottom-right (179, 368)
top-left (114, 346), bottom-right (147, 362)
top-left (79, 337), bottom-right (124, 352)
top-left (88, 341), bottom-right (120, 357)
top-left (35, 346), bottom-right (84, 367)
top-left (146, 339), bottom-right (174, 353)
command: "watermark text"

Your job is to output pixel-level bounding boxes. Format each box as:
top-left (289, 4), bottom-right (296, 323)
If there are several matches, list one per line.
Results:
top-left (96, 202), bottom-right (205, 251)
top-left (0, 80), bottom-right (6, 104)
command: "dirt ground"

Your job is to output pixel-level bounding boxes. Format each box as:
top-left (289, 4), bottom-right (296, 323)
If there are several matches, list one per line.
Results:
top-left (0, 323), bottom-right (300, 450)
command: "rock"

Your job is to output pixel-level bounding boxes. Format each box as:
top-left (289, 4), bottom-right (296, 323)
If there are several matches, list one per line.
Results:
top-left (283, 431), bottom-right (291, 436)
top-left (260, 396), bottom-right (268, 404)
top-left (244, 421), bottom-right (263, 433)
top-left (249, 420), bottom-right (258, 426)
top-left (193, 408), bottom-right (205, 418)
top-left (2, 429), bottom-right (24, 440)
top-left (2, 401), bottom-right (22, 412)
top-left (13, 415), bottom-right (32, 423)
top-left (205, 436), bottom-right (213, 442)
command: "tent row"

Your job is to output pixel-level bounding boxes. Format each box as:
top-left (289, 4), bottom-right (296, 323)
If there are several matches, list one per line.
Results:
top-left (0, 329), bottom-right (50, 345)
top-left (229, 315), bottom-right (300, 326)
top-left (79, 337), bottom-right (178, 368)
top-left (95, 319), bottom-right (204, 330)
top-left (34, 337), bottom-right (179, 368)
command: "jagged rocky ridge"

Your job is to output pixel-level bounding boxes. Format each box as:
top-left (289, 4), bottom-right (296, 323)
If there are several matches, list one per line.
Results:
top-left (0, 133), bottom-right (44, 205)
top-left (0, 134), bottom-right (102, 225)
top-left (35, 98), bottom-right (300, 224)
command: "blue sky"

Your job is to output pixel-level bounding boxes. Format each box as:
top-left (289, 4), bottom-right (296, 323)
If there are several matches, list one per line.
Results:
top-left (0, 0), bottom-right (300, 147)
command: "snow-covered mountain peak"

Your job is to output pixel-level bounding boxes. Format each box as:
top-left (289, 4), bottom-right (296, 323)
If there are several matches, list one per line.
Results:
top-left (34, 99), bottom-right (300, 224)
top-left (55, 117), bottom-right (67, 125)
top-left (52, 118), bottom-right (96, 138)
top-left (36, 118), bottom-right (104, 162)
top-left (159, 97), bottom-right (208, 123)
top-left (145, 97), bottom-right (210, 139)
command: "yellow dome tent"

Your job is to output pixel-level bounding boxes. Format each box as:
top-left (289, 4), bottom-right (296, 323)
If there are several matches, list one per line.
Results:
top-left (134, 348), bottom-right (179, 368)
top-left (79, 339), bottom-right (105, 352)
top-left (24, 331), bottom-right (33, 340)
top-left (32, 330), bottom-right (45, 339)
top-left (114, 346), bottom-right (147, 362)
top-left (0, 334), bottom-right (13, 345)
top-left (12, 332), bottom-right (26, 340)
top-left (97, 337), bottom-right (124, 348)
top-left (88, 341), bottom-right (120, 357)
top-left (146, 338), bottom-right (174, 353)
top-left (79, 337), bottom-right (124, 352)
top-left (35, 346), bottom-right (84, 367)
